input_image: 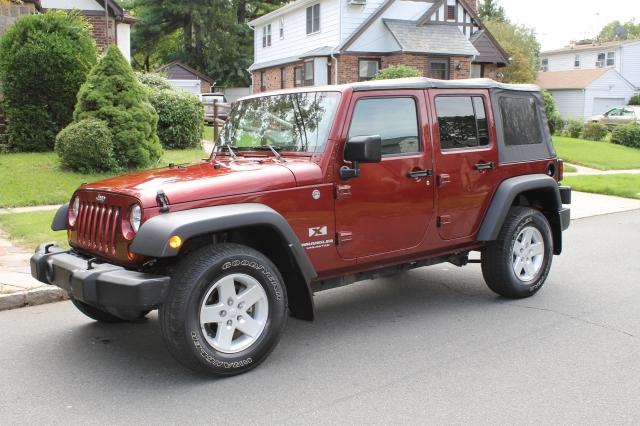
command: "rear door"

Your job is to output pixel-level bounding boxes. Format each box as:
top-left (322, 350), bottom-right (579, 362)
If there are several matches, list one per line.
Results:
top-left (334, 90), bottom-right (435, 260)
top-left (428, 89), bottom-right (499, 240)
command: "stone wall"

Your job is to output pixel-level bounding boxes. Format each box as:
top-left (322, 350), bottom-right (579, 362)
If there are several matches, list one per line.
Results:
top-left (0, 2), bottom-right (37, 37)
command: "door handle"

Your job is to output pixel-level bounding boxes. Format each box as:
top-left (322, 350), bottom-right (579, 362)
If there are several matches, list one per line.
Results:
top-left (407, 169), bottom-right (433, 179)
top-left (474, 162), bottom-right (495, 171)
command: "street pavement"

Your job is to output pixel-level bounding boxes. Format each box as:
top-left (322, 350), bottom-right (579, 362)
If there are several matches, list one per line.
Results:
top-left (1, 210), bottom-right (639, 424)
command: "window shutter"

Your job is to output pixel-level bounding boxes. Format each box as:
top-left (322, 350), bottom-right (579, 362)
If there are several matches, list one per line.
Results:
top-left (306, 7), bottom-right (312, 34)
top-left (313, 4), bottom-right (320, 32)
top-left (262, 27), bottom-right (266, 47)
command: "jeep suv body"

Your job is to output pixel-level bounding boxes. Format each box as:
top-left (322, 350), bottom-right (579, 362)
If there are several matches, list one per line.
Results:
top-left (31, 78), bottom-right (571, 376)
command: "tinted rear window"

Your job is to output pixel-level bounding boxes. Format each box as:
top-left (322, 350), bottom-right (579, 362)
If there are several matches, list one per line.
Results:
top-left (499, 96), bottom-right (543, 146)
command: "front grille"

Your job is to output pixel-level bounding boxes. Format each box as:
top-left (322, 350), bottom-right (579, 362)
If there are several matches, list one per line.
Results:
top-left (75, 201), bottom-right (121, 256)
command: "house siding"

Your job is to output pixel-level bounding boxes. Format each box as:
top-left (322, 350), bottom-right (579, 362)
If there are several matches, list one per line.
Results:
top-left (548, 89), bottom-right (585, 119)
top-left (584, 71), bottom-right (635, 117)
top-left (254, 0), bottom-right (340, 65)
top-left (620, 42), bottom-right (640, 88)
top-left (340, 0), bottom-right (388, 41)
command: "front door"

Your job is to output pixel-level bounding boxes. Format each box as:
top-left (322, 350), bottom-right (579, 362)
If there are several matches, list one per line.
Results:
top-left (334, 91), bottom-right (435, 260)
top-left (428, 89), bottom-right (499, 240)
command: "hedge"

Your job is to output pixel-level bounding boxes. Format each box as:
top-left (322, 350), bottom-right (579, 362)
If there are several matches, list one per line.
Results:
top-left (55, 118), bottom-right (117, 173)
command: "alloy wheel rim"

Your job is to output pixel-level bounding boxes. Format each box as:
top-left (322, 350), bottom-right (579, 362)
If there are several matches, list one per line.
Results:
top-left (512, 226), bottom-right (544, 282)
top-left (199, 273), bottom-right (269, 354)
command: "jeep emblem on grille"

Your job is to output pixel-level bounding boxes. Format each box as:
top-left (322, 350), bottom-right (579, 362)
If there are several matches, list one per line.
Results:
top-left (96, 195), bottom-right (106, 204)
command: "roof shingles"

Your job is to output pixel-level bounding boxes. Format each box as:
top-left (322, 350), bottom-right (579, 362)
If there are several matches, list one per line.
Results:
top-left (383, 19), bottom-right (478, 56)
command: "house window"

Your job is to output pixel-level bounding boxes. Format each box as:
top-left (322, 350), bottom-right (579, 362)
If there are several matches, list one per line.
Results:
top-left (574, 55), bottom-right (580, 68)
top-left (262, 24), bottom-right (271, 47)
top-left (540, 58), bottom-right (548, 72)
top-left (280, 67), bottom-right (286, 89)
top-left (447, 5), bottom-right (455, 20)
top-left (358, 59), bottom-right (380, 81)
top-left (435, 96), bottom-right (489, 150)
top-left (279, 18), bottom-right (284, 39)
top-left (470, 63), bottom-right (483, 78)
top-left (304, 61), bottom-right (314, 86)
top-left (260, 71), bottom-right (266, 92)
top-left (348, 97), bottom-right (420, 156)
top-left (294, 66), bottom-right (304, 87)
top-left (306, 4), bottom-right (320, 34)
top-left (429, 60), bottom-right (449, 80)
top-left (607, 51), bottom-right (615, 67)
top-left (597, 53), bottom-right (605, 67)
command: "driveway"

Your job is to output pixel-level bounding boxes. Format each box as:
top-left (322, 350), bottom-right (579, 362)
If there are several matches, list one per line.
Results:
top-left (1, 210), bottom-right (639, 424)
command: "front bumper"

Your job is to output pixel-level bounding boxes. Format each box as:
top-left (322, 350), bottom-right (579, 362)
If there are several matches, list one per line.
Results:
top-left (30, 244), bottom-right (170, 310)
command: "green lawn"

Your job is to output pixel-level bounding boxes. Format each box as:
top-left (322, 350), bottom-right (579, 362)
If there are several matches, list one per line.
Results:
top-left (564, 163), bottom-right (577, 173)
top-left (562, 174), bottom-right (640, 200)
top-left (553, 136), bottom-right (640, 170)
top-left (0, 210), bottom-right (69, 250)
top-left (0, 148), bottom-right (206, 208)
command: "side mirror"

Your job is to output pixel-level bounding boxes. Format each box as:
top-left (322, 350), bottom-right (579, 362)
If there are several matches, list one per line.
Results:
top-left (341, 135), bottom-right (382, 180)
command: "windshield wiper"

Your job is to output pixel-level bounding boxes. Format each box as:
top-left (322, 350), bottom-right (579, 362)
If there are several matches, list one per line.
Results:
top-left (218, 144), bottom-right (237, 160)
top-left (250, 145), bottom-right (285, 163)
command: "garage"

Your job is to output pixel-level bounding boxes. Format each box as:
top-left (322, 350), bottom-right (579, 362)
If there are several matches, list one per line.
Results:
top-left (592, 98), bottom-right (626, 116)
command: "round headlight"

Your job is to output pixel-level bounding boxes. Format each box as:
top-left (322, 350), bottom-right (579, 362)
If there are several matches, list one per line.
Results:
top-left (69, 197), bottom-right (80, 227)
top-left (129, 204), bottom-right (142, 233)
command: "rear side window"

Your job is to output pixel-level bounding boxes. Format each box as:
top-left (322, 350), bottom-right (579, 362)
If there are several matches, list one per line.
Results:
top-left (499, 96), bottom-right (543, 146)
top-left (348, 97), bottom-right (420, 156)
top-left (435, 96), bottom-right (489, 150)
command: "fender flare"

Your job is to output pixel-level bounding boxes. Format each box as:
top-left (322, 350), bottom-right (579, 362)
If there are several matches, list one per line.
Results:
top-left (130, 202), bottom-right (317, 285)
top-left (51, 203), bottom-right (69, 231)
top-left (477, 174), bottom-right (562, 242)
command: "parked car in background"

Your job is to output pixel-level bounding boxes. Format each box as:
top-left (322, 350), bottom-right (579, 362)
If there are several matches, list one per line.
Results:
top-left (201, 92), bottom-right (231, 123)
top-left (590, 106), bottom-right (640, 127)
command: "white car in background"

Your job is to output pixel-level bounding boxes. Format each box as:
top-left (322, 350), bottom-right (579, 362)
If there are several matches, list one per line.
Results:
top-left (200, 92), bottom-right (231, 123)
top-left (590, 106), bottom-right (640, 127)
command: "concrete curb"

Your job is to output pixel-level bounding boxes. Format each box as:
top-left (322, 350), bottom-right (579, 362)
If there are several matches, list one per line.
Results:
top-left (0, 286), bottom-right (67, 311)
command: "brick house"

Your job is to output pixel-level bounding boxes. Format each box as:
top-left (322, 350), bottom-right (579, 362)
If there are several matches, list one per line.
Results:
top-left (248, 0), bottom-right (508, 93)
top-left (0, 0), bottom-right (41, 37)
top-left (40, 0), bottom-right (135, 61)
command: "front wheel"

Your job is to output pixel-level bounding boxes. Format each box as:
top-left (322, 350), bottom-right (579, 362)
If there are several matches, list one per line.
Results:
top-left (481, 206), bottom-right (553, 298)
top-left (160, 243), bottom-right (288, 376)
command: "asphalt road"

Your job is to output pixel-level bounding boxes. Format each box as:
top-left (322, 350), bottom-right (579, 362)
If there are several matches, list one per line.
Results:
top-left (1, 211), bottom-right (640, 425)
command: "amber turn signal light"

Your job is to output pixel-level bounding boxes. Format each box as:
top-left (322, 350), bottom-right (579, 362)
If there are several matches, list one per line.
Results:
top-left (168, 235), bottom-right (182, 249)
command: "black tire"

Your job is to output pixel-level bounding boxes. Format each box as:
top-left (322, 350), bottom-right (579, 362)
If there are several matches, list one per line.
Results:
top-left (70, 298), bottom-right (126, 323)
top-left (481, 206), bottom-right (553, 299)
top-left (160, 243), bottom-right (288, 376)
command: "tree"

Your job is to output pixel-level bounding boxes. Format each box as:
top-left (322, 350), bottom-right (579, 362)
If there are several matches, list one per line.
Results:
top-left (484, 19), bottom-right (540, 83)
top-left (73, 46), bottom-right (162, 169)
top-left (0, 11), bottom-right (96, 151)
top-left (126, 0), bottom-right (289, 87)
top-left (374, 65), bottom-right (422, 80)
top-left (597, 20), bottom-right (640, 42)
top-left (477, 0), bottom-right (506, 22)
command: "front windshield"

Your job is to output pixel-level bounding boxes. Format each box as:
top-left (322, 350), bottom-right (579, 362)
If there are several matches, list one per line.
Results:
top-left (218, 91), bottom-right (341, 153)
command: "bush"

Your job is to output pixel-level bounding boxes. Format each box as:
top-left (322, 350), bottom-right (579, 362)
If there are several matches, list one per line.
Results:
top-left (136, 72), bottom-right (174, 91)
top-left (628, 95), bottom-right (640, 106)
top-left (137, 73), bottom-right (204, 149)
top-left (565, 119), bottom-right (584, 138)
top-left (73, 46), bottom-right (162, 169)
top-left (542, 90), bottom-right (563, 135)
top-left (55, 119), bottom-right (117, 173)
top-left (611, 123), bottom-right (640, 148)
top-left (582, 122), bottom-right (609, 141)
top-left (373, 65), bottom-right (422, 80)
top-left (0, 11), bottom-right (97, 152)
top-left (147, 89), bottom-right (204, 149)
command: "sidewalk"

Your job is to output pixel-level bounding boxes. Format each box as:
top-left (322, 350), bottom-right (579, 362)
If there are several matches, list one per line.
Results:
top-left (1, 189), bottom-right (639, 311)
top-left (565, 163), bottom-right (640, 175)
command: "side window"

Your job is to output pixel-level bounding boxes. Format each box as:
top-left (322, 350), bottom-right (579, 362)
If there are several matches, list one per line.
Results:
top-left (607, 108), bottom-right (621, 117)
top-left (499, 96), bottom-right (543, 146)
top-left (348, 97), bottom-right (420, 156)
top-left (435, 96), bottom-right (489, 150)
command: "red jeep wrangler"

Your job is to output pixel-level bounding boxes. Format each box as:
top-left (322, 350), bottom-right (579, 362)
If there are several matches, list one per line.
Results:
top-left (31, 78), bottom-right (571, 376)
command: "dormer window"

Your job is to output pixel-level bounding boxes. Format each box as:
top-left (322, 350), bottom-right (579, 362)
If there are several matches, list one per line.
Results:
top-left (447, 5), bottom-right (455, 20)
top-left (607, 51), bottom-right (615, 67)
top-left (540, 58), bottom-right (548, 72)
top-left (262, 24), bottom-right (271, 47)
top-left (597, 53), bottom-right (605, 67)
top-left (574, 55), bottom-right (580, 68)
top-left (306, 4), bottom-right (320, 34)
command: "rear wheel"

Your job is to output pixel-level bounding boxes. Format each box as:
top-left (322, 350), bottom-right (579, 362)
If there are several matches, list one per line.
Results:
top-left (160, 243), bottom-right (287, 376)
top-left (481, 206), bottom-right (553, 298)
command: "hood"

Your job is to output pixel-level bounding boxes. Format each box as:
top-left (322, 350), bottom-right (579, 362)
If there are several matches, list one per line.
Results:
top-left (80, 157), bottom-right (323, 207)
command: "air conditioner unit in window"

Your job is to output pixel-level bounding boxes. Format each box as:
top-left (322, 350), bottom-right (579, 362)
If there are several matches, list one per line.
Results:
top-left (348, 0), bottom-right (367, 5)
top-left (596, 61), bottom-right (605, 68)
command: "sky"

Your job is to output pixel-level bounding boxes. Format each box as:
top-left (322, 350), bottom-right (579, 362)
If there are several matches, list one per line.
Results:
top-left (497, 0), bottom-right (640, 51)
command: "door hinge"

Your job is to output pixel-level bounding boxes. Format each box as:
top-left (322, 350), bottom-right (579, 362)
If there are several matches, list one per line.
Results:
top-left (437, 215), bottom-right (452, 227)
top-left (337, 231), bottom-right (353, 245)
top-left (335, 184), bottom-right (352, 200)
top-left (437, 174), bottom-right (450, 187)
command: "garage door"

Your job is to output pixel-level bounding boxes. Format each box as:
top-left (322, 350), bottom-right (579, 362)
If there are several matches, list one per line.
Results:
top-left (592, 98), bottom-right (626, 115)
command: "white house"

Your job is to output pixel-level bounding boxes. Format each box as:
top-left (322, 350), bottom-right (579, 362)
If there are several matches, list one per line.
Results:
top-left (536, 68), bottom-right (636, 120)
top-left (248, 0), bottom-right (508, 93)
top-left (40, 0), bottom-right (134, 62)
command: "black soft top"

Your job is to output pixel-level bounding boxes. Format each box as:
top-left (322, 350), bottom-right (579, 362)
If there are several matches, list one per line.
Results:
top-left (351, 77), bottom-right (541, 93)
